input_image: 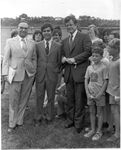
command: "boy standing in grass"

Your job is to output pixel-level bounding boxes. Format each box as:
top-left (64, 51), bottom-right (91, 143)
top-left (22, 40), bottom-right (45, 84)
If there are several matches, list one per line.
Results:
top-left (106, 38), bottom-right (120, 141)
top-left (84, 47), bottom-right (108, 140)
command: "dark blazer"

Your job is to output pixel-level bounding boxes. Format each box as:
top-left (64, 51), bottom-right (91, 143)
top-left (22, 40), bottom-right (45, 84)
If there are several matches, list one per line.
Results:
top-left (61, 31), bottom-right (92, 83)
top-left (36, 40), bottom-right (61, 83)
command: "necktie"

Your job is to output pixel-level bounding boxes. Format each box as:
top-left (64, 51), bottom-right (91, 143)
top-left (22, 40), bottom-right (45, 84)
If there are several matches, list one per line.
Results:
top-left (69, 34), bottom-right (73, 50)
top-left (45, 41), bottom-right (49, 55)
top-left (21, 38), bottom-right (27, 52)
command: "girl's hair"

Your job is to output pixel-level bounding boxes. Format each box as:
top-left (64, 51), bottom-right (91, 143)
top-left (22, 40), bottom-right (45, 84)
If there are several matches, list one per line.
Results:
top-left (108, 38), bottom-right (120, 52)
top-left (32, 29), bottom-right (43, 41)
top-left (53, 26), bottom-right (62, 37)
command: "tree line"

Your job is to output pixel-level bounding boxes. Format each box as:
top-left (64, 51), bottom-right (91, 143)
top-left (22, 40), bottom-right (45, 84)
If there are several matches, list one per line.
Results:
top-left (1, 13), bottom-right (120, 28)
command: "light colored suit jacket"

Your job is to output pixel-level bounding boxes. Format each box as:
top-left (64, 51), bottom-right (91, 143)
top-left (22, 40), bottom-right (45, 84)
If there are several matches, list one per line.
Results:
top-left (36, 40), bottom-right (61, 83)
top-left (2, 36), bottom-right (37, 81)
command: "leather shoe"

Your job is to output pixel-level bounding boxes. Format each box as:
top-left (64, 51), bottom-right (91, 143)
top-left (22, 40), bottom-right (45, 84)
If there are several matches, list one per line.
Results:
top-left (64, 123), bottom-right (74, 128)
top-left (33, 119), bottom-right (42, 127)
top-left (8, 126), bottom-right (17, 133)
top-left (75, 127), bottom-right (82, 133)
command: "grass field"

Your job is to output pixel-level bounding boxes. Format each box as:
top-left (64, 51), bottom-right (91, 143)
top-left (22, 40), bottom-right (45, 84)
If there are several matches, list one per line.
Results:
top-left (1, 84), bottom-right (120, 149)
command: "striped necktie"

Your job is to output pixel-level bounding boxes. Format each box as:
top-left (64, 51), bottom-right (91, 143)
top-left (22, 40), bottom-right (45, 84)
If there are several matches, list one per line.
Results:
top-left (45, 41), bottom-right (49, 55)
top-left (69, 34), bottom-right (73, 50)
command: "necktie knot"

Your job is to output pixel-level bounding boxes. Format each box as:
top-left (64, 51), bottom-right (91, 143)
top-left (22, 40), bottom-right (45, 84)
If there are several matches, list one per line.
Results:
top-left (70, 34), bottom-right (73, 41)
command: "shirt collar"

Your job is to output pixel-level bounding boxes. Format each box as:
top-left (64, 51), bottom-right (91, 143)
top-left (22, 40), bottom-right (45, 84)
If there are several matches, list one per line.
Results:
top-left (18, 35), bottom-right (27, 42)
top-left (44, 38), bottom-right (53, 48)
top-left (44, 38), bottom-right (52, 44)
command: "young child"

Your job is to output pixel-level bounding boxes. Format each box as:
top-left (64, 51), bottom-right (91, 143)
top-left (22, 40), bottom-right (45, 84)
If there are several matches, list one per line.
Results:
top-left (55, 82), bottom-right (67, 119)
top-left (106, 38), bottom-right (120, 141)
top-left (84, 46), bottom-right (108, 140)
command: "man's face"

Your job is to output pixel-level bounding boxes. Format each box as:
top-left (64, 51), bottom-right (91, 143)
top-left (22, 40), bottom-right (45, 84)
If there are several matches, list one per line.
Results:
top-left (42, 27), bottom-right (52, 41)
top-left (18, 22), bottom-right (28, 38)
top-left (65, 19), bottom-right (77, 34)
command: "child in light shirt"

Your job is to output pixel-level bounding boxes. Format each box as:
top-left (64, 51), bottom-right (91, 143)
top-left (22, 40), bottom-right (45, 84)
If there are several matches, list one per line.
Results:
top-left (84, 46), bottom-right (108, 141)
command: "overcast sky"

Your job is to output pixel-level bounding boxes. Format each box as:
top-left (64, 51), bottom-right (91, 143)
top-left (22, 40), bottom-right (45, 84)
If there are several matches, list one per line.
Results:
top-left (0, 0), bottom-right (120, 19)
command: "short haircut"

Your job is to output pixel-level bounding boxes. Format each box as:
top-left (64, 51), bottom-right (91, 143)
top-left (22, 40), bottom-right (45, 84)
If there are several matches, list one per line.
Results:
top-left (64, 15), bottom-right (77, 24)
top-left (53, 26), bottom-right (62, 37)
top-left (88, 24), bottom-right (99, 36)
top-left (41, 23), bottom-right (53, 32)
top-left (92, 40), bottom-right (105, 49)
top-left (108, 38), bottom-right (120, 52)
top-left (92, 46), bottom-right (104, 56)
top-left (32, 29), bottom-right (43, 40)
top-left (11, 30), bottom-right (18, 38)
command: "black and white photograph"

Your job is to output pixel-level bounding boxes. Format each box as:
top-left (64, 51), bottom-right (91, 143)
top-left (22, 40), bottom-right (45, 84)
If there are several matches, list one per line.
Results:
top-left (1, 0), bottom-right (120, 149)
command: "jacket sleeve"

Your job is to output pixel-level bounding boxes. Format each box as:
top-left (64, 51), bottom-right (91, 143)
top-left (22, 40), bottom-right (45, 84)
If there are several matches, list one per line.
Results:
top-left (24, 43), bottom-right (37, 75)
top-left (74, 34), bottom-right (92, 64)
top-left (2, 39), bottom-right (11, 76)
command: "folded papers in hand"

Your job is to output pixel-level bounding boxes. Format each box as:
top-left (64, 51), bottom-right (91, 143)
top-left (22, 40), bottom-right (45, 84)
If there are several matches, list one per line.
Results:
top-left (8, 67), bottom-right (16, 84)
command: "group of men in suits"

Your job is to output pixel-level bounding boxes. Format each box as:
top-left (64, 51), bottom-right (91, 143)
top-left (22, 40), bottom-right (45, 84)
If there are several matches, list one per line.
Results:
top-left (2, 15), bottom-right (92, 133)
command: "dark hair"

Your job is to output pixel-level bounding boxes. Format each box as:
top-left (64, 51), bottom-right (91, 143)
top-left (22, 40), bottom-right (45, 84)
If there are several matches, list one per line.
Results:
top-left (108, 38), bottom-right (120, 52)
top-left (53, 26), bottom-right (62, 37)
top-left (32, 29), bottom-right (43, 41)
top-left (11, 30), bottom-right (18, 38)
top-left (92, 40), bottom-right (105, 49)
top-left (64, 15), bottom-right (77, 24)
top-left (92, 46), bottom-right (104, 56)
top-left (41, 23), bottom-right (53, 32)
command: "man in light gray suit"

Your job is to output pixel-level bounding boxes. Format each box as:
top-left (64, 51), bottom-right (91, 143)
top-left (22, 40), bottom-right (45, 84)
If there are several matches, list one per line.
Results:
top-left (2, 22), bottom-right (36, 132)
top-left (35, 23), bottom-right (61, 125)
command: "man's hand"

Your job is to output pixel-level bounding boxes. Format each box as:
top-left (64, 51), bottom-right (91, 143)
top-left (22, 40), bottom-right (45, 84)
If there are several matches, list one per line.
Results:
top-left (115, 96), bottom-right (120, 102)
top-left (66, 58), bottom-right (75, 64)
top-left (3, 75), bottom-right (8, 82)
top-left (62, 57), bottom-right (67, 63)
top-left (95, 93), bottom-right (102, 100)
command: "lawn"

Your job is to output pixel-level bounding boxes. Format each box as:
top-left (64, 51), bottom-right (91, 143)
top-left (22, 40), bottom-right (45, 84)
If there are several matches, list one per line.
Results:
top-left (1, 83), bottom-right (120, 149)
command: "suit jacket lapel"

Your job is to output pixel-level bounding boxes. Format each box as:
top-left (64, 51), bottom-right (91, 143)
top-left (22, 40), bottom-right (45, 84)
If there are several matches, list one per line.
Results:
top-left (49, 41), bottom-right (56, 55)
top-left (41, 41), bottom-right (46, 55)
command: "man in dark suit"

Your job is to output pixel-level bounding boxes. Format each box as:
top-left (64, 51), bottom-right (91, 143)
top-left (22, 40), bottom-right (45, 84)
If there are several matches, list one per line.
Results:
top-left (61, 16), bottom-right (92, 133)
top-left (35, 23), bottom-right (61, 125)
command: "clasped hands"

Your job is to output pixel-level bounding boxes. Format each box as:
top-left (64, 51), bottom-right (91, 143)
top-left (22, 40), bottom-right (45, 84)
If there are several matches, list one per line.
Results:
top-left (62, 57), bottom-right (76, 65)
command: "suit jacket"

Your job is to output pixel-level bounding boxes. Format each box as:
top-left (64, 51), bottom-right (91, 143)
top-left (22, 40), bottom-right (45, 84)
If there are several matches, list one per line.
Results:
top-left (36, 40), bottom-right (61, 83)
top-left (61, 31), bottom-right (92, 83)
top-left (2, 36), bottom-right (37, 81)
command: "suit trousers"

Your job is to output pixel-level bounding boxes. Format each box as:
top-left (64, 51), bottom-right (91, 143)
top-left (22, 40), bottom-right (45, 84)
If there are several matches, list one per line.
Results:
top-left (66, 72), bottom-right (87, 129)
top-left (36, 74), bottom-right (57, 121)
top-left (9, 72), bottom-right (34, 128)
